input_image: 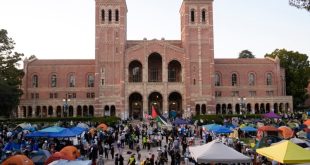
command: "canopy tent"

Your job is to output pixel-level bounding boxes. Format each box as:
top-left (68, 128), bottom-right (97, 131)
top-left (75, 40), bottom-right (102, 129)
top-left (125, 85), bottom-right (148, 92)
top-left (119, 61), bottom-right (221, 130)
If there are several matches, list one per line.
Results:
top-left (262, 112), bottom-right (281, 118)
top-left (212, 126), bottom-right (233, 134)
top-left (76, 123), bottom-right (89, 129)
top-left (256, 140), bottom-right (310, 164)
top-left (202, 124), bottom-right (221, 131)
top-left (290, 138), bottom-right (310, 148)
top-left (26, 126), bottom-right (81, 138)
top-left (240, 126), bottom-right (257, 132)
top-left (189, 140), bottom-right (251, 164)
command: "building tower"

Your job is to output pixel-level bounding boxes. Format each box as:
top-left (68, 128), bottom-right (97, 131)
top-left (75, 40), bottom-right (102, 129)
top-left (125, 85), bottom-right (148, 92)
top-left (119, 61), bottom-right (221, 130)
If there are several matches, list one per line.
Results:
top-left (94, 0), bottom-right (127, 116)
top-left (180, 0), bottom-right (215, 114)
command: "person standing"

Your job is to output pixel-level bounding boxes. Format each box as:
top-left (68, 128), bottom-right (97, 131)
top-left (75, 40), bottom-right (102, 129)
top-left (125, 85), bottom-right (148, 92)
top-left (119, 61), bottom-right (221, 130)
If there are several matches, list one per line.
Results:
top-left (119, 154), bottom-right (124, 165)
top-left (114, 154), bottom-right (119, 165)
top-left (127, 154), bottom-right (136, 165)
top-left (111, 145), bottom-right (115, 159)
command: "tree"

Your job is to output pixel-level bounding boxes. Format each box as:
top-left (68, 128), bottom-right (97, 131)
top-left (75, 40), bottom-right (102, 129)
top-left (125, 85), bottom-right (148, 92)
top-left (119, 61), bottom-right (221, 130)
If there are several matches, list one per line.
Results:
top-left (238, 50), bottom-right (255, 59)
top-left (0, 29), bottom-right (24, 117)
top-left (265, 49), bottom-right (310, 110)
top-left (289, 0), bottom-right (310, 12)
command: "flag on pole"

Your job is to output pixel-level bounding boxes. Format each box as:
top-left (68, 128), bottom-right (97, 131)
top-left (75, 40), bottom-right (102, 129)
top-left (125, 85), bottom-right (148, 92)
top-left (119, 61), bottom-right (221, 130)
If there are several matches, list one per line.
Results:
top-left (151, 105), bottom-right (158, 118)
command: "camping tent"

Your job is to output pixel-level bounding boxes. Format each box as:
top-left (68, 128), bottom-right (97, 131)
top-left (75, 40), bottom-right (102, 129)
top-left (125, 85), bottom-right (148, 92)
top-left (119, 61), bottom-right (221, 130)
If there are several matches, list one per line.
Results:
top-left (256, 140), bottom-right (310, 164)
top-left (240, 126), bottom-right (257, 132)
top-left (189, 140), bottom-right (251, 164)
top-left (262, 112), bottom-right (281, 118)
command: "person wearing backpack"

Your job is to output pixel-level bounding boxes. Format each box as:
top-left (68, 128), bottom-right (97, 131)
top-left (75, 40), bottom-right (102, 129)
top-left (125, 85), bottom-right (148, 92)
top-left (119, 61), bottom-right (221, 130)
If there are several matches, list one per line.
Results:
top-left (127, 154), bottom-right (136, 165)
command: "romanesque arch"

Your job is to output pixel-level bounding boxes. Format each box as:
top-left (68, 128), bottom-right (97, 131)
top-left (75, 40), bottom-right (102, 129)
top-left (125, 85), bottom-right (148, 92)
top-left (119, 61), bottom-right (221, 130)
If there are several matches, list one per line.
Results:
top-left (129, 92), bottom-right (143, 119)
top-left (148, 53), bottom-right (162, 82)
top-left (168, 92), bottom-right (182, 118)
top-left (129, 60), bottom-right (142, 82)
top-left (148, 92), bottom-right (163, 115)
top-left (168, 60), bottom-right (182, 82)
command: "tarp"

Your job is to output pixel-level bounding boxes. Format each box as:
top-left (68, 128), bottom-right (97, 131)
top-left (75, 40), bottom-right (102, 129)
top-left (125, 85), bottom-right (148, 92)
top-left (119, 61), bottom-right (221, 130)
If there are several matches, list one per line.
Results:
top-left (49, 159), bottom-right (91, 165)
top-left (256, 140), bottom-right (310, 164)
top-left (262, 112), bottom-right (281, 118)
top-left (240, 126), bottom-right (257, 132)
top-left (189, 140), bottom-right (251, 164)
top-left (203, 124), bottom-right (221, 131)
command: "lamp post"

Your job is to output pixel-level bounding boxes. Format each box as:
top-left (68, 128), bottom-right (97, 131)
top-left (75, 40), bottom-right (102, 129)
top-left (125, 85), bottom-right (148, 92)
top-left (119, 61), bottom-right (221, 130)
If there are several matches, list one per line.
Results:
top-left (238, 97), bottom-right (246, 114)
top-left (62, 94), bottom-right (70, 117)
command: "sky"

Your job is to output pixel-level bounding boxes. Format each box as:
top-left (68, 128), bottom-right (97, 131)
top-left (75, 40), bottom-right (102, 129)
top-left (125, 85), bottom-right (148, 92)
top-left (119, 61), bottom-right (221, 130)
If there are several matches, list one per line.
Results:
top-left (0, 0), bottom-right (309, 60)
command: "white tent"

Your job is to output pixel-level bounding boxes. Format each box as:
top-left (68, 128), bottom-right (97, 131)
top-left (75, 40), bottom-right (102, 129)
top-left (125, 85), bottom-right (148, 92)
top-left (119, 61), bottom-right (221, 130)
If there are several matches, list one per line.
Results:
top-left (189, 140), bottom-right (252, 164)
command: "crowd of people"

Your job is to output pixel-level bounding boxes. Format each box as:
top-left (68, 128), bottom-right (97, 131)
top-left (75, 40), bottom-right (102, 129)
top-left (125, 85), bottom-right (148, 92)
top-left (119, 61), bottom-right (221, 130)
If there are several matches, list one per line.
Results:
top-left (0, 111), bottom-right (308, 165)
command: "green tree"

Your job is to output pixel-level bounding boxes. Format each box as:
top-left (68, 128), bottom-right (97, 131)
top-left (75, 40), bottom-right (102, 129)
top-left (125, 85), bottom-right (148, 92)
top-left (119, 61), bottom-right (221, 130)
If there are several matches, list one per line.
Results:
top-left (238, 50), bottom-right (255, 58)
top-left (289, 0), bottom-right (310, 12)
top-left (265, 49), bottom-right (310, 110)
top-left (0, 29), bottom-right (24, 117)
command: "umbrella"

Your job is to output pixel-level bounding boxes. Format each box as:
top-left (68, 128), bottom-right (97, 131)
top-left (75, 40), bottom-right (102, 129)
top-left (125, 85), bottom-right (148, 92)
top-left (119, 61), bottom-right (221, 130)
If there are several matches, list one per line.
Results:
top-left (2, 154), bottom-right (34, 165)
top-left (60, 146), bottom-right (80, 160)
top-left (97, 123), bottom-right (108, 131)
top-left (256, 140), bottom-right (310, 164)
top-left (240, 126), bottom-right (257, 132)
top-left (278, 126), bottom-right (294, 139)
top-left (30, 149), bottom-right (51, 165)
top-left (304, 119), bottom-right (310, 126)
top-left (262, 112), bottom-right (281, 119)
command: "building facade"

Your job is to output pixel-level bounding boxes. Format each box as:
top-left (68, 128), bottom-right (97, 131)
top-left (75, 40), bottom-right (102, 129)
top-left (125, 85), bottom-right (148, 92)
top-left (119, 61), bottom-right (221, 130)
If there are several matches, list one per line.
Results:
top-left (18, 0), bottom-right (293, 119)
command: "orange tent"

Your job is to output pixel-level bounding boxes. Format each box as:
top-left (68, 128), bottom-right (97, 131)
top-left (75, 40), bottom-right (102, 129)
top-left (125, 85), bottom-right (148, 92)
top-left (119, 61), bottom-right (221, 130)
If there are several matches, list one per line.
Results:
top-left (2, 154), bottom-right (34, 165)
top-left (60, 146), bottom-right (80, 160)
top-left (258, 126), bottom-right (278, 132)
top-left (278, 126), bottom-right (294, 139)
top-left (97, 123), bottom-right (108, 131)
top-left (44, 152), bottom-right (72, 165)
top-left (304, 119), bottom-right (310, 126)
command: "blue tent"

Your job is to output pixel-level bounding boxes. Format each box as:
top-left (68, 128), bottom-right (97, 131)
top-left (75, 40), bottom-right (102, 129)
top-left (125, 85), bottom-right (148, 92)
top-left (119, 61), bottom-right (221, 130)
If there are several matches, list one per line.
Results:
top-left (212, 126), bottom-right (233, 134)
top-left (70, 127), bottom-right (87, 135)
top-left (173, 118), bottom-right (189, 125)
top-left (40, 126), bottom-right (65, 133)
top-left (240, 126), bottom-right (257, 132)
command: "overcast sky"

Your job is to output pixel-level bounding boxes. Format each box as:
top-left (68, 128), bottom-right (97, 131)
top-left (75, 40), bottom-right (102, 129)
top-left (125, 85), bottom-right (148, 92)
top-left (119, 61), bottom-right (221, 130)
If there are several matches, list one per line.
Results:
top-left (0, 0), bottom-right (309, 60)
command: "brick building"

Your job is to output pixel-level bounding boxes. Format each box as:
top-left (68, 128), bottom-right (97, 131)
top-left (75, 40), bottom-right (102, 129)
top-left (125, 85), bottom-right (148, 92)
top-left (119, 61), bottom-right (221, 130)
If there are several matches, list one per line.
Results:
top-left (18, 0), bottom-right (293, 119)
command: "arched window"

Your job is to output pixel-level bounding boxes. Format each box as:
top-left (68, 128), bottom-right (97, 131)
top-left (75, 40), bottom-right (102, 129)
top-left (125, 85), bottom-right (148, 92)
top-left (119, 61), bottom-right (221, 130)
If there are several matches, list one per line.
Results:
top-left (129, 60), bottom-right (142, 82)
top-left (115, 9), bottom-right (119, 22)
top-left (168, 60), bottom-right (182, 82)
top-left (266, 73), bottom-right (272, 85)
top-left (68, 74), bottom-right (75, 87)
top-left (51, 74), bottom-right (57, 87)
top-left (32, 75), bottom-right (38, 88)
top-left (232, 73), bottom-right (238, 86)
top-left (87, 74), bottom-right (94, 87)
top-left (214, 73), bottom-right (221, 86)
top-left (190, 9), bottom-right (195, 23)
top-left (248, 73), bottom-right (255, 86)
top-left (101, 9), bottom-right (105, 21)
top-left (108, 9), bottom-right (112, 22)
top-left (201, 9), bottom-right (206, 23)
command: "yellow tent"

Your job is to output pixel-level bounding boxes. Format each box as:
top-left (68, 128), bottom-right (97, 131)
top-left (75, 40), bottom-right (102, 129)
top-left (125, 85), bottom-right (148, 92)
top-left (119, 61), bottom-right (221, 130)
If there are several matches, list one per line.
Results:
top-left (256, 140), bottom-right (310, 164)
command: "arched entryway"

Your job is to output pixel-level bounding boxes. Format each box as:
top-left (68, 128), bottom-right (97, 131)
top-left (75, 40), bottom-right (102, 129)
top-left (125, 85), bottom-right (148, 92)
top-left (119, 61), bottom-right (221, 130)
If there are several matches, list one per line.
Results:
top-left (168, 92), bottom-right (182, 118)
top-left (104, 105), bottom-right (109, 116)
top-left (56, 106), bottom-right (62, 117)
top-left (196, 104), bottom-right (201, 115)
top-left (201, 104), bottom-right (206, 115)
top-left (247, 104), bottom-right (252, 114)
top-left (216, 104), bottom-right (220, 114)
top-left (148, 92), bottom-right (163, 115)
top-left (129, 92), bottom-right (143, 119)
top-left (48, 106), bottom-right (53, 116)
top-left (89, 105), bottom-right (94, 116)
top-left (77, 105), bottom-right (82, 116)
top-left (69, 106), bottom-right (74, 117)
top-left (266, 103), bottom-right (270, 113)
top-left (227, 104), bottom-right (233, 114)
